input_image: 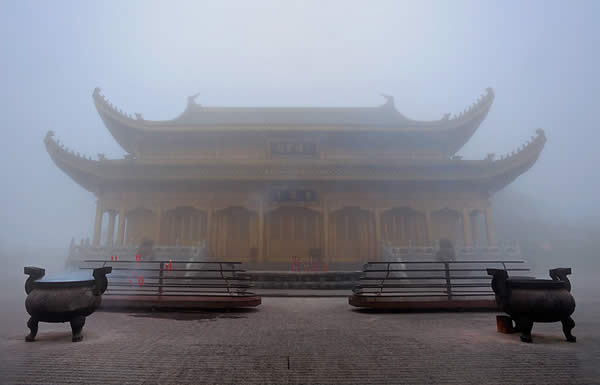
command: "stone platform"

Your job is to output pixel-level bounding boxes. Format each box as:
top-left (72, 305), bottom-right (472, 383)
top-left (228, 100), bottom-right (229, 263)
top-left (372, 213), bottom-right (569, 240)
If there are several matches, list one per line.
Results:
top-left (348, 295), bottom-right (498, 311)
top-left (101, 294), bottom-right (262, 310)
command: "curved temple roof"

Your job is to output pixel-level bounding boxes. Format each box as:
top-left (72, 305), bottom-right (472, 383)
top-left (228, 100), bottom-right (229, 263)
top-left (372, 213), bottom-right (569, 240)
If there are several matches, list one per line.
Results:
top-left (44, 128), bottom-right (546, 194)
top-left (93, 88), bottom-right (495, 157)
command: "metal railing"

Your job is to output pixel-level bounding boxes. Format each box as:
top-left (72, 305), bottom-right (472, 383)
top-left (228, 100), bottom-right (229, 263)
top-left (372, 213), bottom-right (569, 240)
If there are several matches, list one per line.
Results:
top-left (353, 260), bottom-right (529, 300)
top-left (66, 241), bottom-right (207, 267)
top-left (81, 259), bottom-right (254, 297)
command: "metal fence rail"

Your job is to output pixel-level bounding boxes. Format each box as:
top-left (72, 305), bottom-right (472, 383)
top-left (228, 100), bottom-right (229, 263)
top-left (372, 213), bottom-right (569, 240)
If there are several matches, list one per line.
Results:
top-left (81, 260), bottom-right (255, 297)
top-left (353, 260), bottom-right (529, 301)
top-left (66, 241), bottom-right (207, 268)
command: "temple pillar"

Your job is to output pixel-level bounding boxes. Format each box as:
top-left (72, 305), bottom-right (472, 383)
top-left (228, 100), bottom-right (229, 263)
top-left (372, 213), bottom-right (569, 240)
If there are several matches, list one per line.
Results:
top-left (323, 208), bottom-right (329, 265)
top-left (92, 202), bottom-right (103, 246)
top-left (106, 211), bottom-right (117, 246)
top-left (425, 209), bottom-right (433, 245)
top-left (154, 206), bottom-right (162, 245)
top-left (117, 208), bottom-right (126, 246)
top-left (485, 207), bottom-right (496, 246)
top-left (470, 211), bottom-right (480, 246)
top-left (206, 208), bottom-right (213, 258)
top-left (257, 202), bottom-right (264, 263)
top-left (374, 208), bottom-right (381, 257)
top-left (179, 215), bottom-right (184, 244)
top-left (462, 208), bottom-right (472, 247)
top-left (398, 216), bottom-right (404, 242)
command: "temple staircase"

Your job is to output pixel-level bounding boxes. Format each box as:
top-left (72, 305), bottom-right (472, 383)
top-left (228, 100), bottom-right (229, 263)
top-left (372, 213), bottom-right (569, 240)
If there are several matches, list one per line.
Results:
top-left (68, 240), bottom-right (521, 295)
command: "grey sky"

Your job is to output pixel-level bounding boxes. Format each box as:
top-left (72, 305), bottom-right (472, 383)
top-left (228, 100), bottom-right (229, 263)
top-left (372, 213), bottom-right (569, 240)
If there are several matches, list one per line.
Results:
top-left (1, 0), bottom-right (599, 251)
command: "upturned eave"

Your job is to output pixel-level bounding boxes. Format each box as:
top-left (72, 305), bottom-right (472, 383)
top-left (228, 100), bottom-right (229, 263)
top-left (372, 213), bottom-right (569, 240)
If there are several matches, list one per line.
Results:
top-left (92, 87), bottom-right (494, 157)
top-left (44, 128), bottom-right (545, 193)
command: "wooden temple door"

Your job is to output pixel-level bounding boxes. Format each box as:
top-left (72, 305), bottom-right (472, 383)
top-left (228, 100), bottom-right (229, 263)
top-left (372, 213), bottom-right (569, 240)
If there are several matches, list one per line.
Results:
top-left (431, 209), bottom-right (463, 245)
top-left (159, 207), bottom-right (207, 246)
top-left (329, 207), bottom-right (375, 263)
top-left (125, 208), bottom-right (154, 246)
top-left (265, 206), bottom-right (321, 263)
top-left (381, 208), bottom-right (427, 247)
top-left (213, 207), bottom-right (256, 262)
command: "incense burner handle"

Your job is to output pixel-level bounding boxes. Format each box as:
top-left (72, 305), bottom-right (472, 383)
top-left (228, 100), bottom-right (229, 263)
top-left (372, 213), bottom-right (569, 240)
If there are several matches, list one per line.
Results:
top-left (92, 267), bottom-right (112, 295)
top-left (549, 268), bottom-right (572, 292)
top-left (24, 266), bottom-right (45, 294)
top-left (487, 268), bottom-right (509, 300)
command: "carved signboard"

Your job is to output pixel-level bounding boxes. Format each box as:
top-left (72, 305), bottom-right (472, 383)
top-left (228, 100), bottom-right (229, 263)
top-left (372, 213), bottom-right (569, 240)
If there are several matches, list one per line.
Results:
top-left (270, 142), bottom-right (317, 157)
top-left (269, 189), bottom-right (317, 204)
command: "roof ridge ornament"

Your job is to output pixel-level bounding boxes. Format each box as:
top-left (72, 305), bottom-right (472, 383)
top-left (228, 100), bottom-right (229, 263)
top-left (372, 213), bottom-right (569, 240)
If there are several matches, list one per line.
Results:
top-left (380, 93), bottom-right (395, 110)
top-left (188, 92), bottom-right (201, 106)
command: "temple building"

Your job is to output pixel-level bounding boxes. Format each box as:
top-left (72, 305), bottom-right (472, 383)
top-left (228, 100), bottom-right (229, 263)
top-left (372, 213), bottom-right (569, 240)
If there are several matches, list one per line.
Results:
top-left (45, 87), bottom-right (545, 266)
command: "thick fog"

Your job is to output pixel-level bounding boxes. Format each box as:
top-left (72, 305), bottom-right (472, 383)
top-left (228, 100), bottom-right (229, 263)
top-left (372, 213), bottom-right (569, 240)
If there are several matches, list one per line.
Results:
top-left (1, 1), bottom-right (599, 275)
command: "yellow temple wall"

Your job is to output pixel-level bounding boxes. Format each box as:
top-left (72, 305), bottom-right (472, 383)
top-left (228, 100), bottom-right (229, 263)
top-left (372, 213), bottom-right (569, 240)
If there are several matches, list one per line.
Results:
top-left (92, 183), bottom-right (495, 264)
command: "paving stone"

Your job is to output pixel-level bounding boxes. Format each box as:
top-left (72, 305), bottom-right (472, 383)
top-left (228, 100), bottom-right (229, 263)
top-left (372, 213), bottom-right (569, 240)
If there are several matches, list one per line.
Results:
top-left (1, 291), bottom-right (599, 384)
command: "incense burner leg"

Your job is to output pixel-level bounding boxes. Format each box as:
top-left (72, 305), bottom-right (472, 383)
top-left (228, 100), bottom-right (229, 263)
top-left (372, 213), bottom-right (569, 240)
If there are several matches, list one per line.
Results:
top-left (562, 316), bottom-right (576, 342)
top-left (25, 317), bottom-right (38, 342)
top-left (70, 316), bottom-right (86, 342)
top-left (518, 319), bottom-right (533, 343)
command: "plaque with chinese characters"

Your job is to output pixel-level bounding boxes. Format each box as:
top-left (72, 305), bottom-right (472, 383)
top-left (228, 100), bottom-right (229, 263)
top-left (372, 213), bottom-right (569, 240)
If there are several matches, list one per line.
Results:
top-left (269, 189), bottom-right (318, 204)
top-left (270, 142), bottom-right (317, 157)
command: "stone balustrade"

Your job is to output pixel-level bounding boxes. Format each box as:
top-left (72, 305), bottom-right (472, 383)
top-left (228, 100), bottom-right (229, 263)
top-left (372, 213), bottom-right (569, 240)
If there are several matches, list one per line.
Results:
top-left (379, 240), bottom-right (520, 260)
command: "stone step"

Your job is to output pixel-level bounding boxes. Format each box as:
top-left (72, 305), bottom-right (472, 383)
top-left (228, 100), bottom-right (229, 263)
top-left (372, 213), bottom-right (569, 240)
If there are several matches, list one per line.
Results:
top-left (245, 270), bottom-right (361, 290)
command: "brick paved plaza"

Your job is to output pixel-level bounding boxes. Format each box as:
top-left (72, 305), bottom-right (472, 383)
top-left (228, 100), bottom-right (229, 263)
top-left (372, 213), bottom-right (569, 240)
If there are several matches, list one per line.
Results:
top-left (1, 276), bottom-right (599, 385)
